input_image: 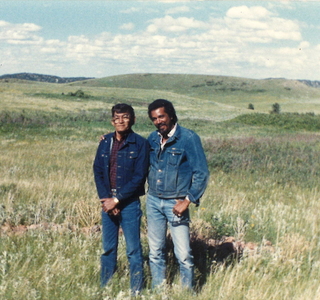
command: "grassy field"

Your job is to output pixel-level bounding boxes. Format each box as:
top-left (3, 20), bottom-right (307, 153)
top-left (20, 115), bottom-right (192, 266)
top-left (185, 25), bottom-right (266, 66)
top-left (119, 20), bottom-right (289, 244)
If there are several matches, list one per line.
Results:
top-left (1, 75), bottom-right (320, 299)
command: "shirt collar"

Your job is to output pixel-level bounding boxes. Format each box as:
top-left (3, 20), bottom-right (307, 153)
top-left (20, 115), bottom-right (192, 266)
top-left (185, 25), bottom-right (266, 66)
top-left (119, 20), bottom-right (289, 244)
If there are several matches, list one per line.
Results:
top-left (113, 129), bottom-right (132, 142)
top-left (158, 123), bottom-right (177, 139)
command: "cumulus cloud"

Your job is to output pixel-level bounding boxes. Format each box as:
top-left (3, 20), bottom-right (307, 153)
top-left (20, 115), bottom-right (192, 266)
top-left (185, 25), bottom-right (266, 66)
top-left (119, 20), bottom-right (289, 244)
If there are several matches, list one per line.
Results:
top-left (147, 15), bottom-right (207, 33)
top-left (224, 6), bottom-right (301, 43)
top-left (165, 5), bottom-right (190, 15)
top-left (299, 41), bottom-right (310, 49)
top-left (120, 22), bottom-right (135, 30)
top-left (0, 21), bottom-right (42, 43)
top-left (226, 6), bottom-right (272, 19)
top-left (120, 7), bottom-right (140, 14)
top-left (0, 4), bottom-right (318, 80)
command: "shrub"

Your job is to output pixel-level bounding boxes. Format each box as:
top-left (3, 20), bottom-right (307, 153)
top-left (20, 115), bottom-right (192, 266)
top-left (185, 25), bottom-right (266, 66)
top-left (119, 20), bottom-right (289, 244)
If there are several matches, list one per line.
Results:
top-left (67, 89), bottom-right (89, 98)
top-left (270, 102), bottom-right (280, 114)
top-left (248, 103), bottom-right (254, 110)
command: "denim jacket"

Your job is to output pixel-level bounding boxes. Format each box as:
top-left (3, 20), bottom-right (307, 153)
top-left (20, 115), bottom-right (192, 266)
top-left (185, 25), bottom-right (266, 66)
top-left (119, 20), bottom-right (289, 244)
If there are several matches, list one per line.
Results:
top-left (93, 131), bottom-right (149, 202)
top-left (147, 124), bottom-right (209, 205)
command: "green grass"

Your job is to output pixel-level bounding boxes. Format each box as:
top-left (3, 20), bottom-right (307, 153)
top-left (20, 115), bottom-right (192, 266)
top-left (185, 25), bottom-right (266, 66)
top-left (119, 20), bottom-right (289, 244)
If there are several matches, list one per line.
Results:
top-left (232, 112), bottom-right (320, 131)
top-left (77, 73), bottom-right (320, 113)
top-left (1, 75), bottom-right (320, 299)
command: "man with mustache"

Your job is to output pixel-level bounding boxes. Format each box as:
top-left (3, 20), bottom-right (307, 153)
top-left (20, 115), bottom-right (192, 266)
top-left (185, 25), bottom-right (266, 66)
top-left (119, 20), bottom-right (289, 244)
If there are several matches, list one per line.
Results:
top-left (146, 99), bottom-right (209, 290)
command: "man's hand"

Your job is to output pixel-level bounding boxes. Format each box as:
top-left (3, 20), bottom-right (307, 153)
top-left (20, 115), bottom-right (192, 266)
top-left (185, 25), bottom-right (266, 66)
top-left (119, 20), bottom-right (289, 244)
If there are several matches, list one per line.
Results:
top-left (109, 208), bottom-right (121, 216)
top-left (173, 198), bottom-right (191, 216)
top-left (100, 198), bottom-right (118, 213)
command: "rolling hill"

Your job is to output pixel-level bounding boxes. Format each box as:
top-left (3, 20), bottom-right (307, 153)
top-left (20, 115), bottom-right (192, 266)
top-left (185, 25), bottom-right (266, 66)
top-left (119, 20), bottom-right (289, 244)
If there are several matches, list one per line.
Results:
top-left (73, 73), bottom-right (320, 114)
top-left (0, 72), bottom-right (94, 83)
top-left (1, 73), bottom-right (320, 121)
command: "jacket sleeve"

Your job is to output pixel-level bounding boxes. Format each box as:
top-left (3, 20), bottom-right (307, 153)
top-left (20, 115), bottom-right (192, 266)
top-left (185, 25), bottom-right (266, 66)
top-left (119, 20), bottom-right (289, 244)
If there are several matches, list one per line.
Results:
top-left (185, 132), bottom-right (209, 205)
top-left (116, 138), bottom-right (150, 201)
top-left (93, 139), bottom-right (110, 199)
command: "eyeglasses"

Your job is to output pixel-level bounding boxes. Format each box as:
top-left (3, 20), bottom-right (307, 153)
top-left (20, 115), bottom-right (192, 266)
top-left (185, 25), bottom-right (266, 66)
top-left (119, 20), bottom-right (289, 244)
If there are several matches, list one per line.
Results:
top-left (112, 114), bottom-right (130, 123)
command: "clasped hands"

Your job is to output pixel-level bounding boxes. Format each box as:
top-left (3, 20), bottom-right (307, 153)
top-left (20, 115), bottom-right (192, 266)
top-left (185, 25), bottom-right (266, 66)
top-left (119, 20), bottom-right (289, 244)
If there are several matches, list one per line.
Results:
top-left (100, 198), bottom-right (120, 216)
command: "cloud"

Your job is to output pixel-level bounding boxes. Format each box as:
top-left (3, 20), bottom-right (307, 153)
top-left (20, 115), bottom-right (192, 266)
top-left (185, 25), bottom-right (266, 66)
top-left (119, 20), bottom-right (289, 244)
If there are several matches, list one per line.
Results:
top-left (165, 5), bottom-right (190, 15)
top-left (0, 4), bottom-right (318, 80)
top-left (224, 6), bottom-right (301, 42)
top-left (120, 7), bottom-right (140, 14)
top-left (147, 15), bottom-right (207, 33)
top-left (0, 21), bottom-right (42, 43)
top-left (120, 22), bottom-right (135, 30)
top-left (120, 6), bottom-right (158, 15)
top-left (226, 6), bottom-right (272, 19)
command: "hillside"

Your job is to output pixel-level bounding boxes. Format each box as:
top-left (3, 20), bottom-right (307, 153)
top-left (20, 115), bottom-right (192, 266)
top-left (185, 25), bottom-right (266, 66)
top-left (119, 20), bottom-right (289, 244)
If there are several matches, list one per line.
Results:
top-left (0, 72), bottom-right (94, 83)
top-left (1, 73), bottom-right (320, 121)
top-left (73, 73), bottom-right (320, 114)
top-left (2, 73), bottom-right (320, 300)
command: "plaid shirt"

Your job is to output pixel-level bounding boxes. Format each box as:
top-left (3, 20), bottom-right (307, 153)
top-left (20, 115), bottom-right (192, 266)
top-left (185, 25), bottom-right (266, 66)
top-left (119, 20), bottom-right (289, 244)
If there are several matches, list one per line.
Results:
top-left (109, 135), bottom-right (126, 189)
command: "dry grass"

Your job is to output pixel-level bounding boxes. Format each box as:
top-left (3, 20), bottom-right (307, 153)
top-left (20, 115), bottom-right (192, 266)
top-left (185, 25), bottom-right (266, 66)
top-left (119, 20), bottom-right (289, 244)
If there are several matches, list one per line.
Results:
top-left (2, 78), bottom-right (320, 299)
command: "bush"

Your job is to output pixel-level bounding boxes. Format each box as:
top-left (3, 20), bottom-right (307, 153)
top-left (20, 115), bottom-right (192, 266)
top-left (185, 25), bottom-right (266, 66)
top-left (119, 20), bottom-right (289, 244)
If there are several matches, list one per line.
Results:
top-left (270, 102), bottom-right (280, 114)
top-left (67, 89), bottom-right (89, 98)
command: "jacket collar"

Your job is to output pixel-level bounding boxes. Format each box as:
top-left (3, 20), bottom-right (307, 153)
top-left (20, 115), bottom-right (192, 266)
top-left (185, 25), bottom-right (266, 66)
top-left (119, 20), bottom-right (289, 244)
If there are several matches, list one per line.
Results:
top-left (112, 129), bottom-right (135, 144)
top-left (152, 124), bottom-right (181, 143)
top-left (125, 130), bottom-right (136, 143)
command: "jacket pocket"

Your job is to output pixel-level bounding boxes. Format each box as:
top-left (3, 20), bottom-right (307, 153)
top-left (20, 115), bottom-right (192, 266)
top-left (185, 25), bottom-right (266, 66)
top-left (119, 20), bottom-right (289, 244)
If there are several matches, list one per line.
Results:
top-left (168, 149), bottom-right (182, 166)
top-left (124, 151), bottom-right (138, 171)
top-left (127, 151), bottom-right (138, 159)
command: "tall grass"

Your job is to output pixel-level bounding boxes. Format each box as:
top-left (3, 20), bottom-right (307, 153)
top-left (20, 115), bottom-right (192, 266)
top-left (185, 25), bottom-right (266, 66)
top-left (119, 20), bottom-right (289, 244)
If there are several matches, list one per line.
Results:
top-left (232, 112), bottom-right (320, 131)
top-left (2, 128), bottom-right (320, 299)
top-left (2, 86), bottom-right (320, 298)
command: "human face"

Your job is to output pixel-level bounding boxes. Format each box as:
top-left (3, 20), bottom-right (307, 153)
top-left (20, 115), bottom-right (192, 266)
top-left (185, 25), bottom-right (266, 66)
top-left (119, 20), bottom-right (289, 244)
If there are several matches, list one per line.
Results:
top-left (111, 112), bottom-right (132, 135)
top-left (150, 107), bottom-right (174, 137)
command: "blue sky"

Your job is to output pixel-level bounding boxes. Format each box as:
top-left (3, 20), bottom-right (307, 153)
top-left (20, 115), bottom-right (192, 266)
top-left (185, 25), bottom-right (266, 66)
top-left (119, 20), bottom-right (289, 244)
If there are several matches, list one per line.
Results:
top-left (0, 1), bottom-right (319, 80)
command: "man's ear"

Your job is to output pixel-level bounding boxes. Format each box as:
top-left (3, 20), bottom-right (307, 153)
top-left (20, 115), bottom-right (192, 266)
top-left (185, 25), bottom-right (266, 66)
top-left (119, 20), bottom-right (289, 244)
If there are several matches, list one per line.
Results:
top-left (131, 117), bottom-right (136, 126)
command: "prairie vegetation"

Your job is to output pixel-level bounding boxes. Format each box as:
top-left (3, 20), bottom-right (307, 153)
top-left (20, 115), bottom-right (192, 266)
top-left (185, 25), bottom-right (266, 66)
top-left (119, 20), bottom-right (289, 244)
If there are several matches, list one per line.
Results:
top-left (1, 75), bottom-right (320, 299)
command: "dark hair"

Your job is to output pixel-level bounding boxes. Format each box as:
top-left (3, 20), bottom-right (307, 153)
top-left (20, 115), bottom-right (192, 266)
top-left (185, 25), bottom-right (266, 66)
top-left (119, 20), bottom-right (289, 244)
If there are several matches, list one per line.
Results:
top-left (148, 99), bottom-right (178, 124)
top-left (111, 103), bottom-right (135, 125)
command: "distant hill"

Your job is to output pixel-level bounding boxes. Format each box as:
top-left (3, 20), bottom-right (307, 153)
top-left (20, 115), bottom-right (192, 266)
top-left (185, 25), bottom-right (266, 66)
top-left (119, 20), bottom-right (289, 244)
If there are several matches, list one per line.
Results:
top-left (75, 73), bottom-right (320, 92)
top-left (73, 73), bottom-right (320, 99)
top-left (298, 80), bottom-right (320, 89)
top-left (1, 72), bottom-right (320, 118)
top-left (69, 73), bottom-right (320, 116)
top-left (1, 72), bottom-right (319, 88)
top-left (0, 72), bottom-right (94, 83)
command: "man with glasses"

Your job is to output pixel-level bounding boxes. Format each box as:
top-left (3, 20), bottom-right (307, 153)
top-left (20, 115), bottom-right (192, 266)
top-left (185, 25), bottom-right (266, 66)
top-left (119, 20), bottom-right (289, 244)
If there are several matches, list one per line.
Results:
top-left (146, 99), bottom-right (209, 290)
top-left (93, 103), bottom-right (149, 295)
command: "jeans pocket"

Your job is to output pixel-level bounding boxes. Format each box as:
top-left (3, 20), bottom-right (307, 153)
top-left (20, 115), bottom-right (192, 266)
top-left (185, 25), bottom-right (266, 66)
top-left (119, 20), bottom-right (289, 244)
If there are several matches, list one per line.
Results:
top-left (171, 213), bottom-right (189, 227)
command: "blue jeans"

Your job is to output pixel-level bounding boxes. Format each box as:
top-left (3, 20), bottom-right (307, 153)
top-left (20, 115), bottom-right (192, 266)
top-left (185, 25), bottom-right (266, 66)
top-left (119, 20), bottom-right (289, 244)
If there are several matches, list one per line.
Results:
top-left (146, 194), bottom-right (194, 289)
top-left (101, 198), bottom-right (144, 293)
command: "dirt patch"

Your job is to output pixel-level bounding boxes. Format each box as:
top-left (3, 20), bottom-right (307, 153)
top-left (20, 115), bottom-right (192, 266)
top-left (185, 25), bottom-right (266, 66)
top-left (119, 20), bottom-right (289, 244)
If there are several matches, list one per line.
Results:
top-left (0, 222), bottom-right (101, 236)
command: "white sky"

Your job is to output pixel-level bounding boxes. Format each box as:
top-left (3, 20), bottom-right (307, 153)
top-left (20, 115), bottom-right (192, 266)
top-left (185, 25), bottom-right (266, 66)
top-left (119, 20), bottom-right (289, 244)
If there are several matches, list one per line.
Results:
top-left (0, 0), bottom-right (319, 80)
